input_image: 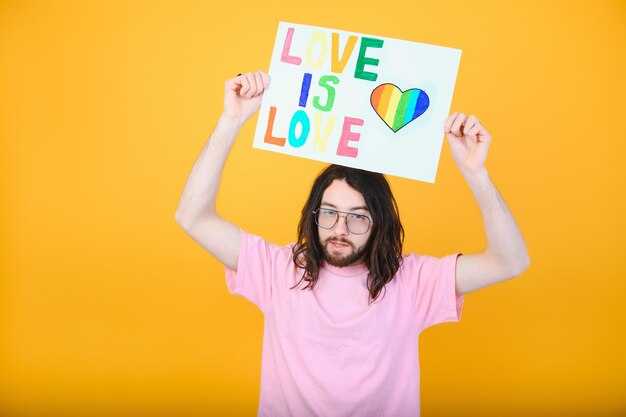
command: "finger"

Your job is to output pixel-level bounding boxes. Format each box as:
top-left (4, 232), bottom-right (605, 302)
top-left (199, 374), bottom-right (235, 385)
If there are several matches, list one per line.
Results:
top-left (450, 112), bottom-right (466, 136)
top-left (260, 70), bottom-right (270, 89)
top-left (444, 112), bottom-right (458, 133)
top-left (466, 122), bottom-right (481, 137)
top-left (253, 71), bottom-right (264, 96)
top-left (477, 124), bottom-right (492, 143)
top-left (246, 73), bottom-right (259, 98)
top-left (463, 115), bottom-right (479, 138)
top-left (225, 74), bottom-right (242, 91)
top-left (466, 124), bottom-right (481, 143)
top-left (463, 115), bottom-right (478, 132)
top-left (245, 73), bottom-right (257, 97)
top-left (245, 73), bottom-right (256, 98)
top-left (239, 74), bottom-right (250, 97)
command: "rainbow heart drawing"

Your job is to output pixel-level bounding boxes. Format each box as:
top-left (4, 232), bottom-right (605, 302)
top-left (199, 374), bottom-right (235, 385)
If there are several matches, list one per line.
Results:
top-left (370, 84), bottom-right (430, 133)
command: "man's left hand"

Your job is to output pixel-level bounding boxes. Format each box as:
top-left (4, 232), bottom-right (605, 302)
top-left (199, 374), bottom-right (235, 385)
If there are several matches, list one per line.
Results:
top-left (444, 112), bottom-right (492, 176)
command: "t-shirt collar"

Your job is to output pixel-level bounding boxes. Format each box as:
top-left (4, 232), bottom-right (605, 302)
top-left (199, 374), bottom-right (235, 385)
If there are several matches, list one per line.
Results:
top-left (321, 260), bottom-right (369, 277)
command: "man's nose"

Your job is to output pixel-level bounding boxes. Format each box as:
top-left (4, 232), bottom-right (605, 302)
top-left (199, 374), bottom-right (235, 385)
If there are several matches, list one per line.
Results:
top-left (333, 214), bottom-right (350, 235)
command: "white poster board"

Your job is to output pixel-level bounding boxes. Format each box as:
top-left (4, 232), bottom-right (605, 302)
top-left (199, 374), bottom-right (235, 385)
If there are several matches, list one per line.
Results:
top-left (253, 22), bottom-right (461, 183)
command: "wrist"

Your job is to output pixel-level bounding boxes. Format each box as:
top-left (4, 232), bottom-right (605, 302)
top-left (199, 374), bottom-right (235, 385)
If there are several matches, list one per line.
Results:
top-left (461, 167), bottom-right (490, 186)
top-left (216, 113), bottom-right (244, 133)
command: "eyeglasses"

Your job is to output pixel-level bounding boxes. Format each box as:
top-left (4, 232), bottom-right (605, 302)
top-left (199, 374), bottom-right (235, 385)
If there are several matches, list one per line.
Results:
top-left (313, 208), bottom-right (372, 235)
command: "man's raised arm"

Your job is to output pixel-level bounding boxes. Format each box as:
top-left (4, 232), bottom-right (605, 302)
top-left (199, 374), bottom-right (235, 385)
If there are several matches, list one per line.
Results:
top-left (175, 71), bottom-right (270, 270)
top-left (443, 112), bottom-right (531, 295)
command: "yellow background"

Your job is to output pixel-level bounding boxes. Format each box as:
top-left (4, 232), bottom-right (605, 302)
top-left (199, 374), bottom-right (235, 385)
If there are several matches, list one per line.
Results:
top-left (1, 1), bottom-right (625, 416)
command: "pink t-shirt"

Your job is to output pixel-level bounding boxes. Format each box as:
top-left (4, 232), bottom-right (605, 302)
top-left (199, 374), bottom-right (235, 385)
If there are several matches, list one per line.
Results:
top-left (226, 230), bottom-right (463, 417)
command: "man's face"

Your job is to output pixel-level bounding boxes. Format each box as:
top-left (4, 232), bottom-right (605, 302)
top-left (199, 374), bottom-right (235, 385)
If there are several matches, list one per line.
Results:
top-left (317, 179), bottom-right (373, 267)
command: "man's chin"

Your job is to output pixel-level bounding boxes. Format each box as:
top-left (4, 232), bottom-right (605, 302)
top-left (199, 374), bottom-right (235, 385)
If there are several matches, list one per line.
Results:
top-left (323, 246), bottom-right (366, 267)
top-left (325, 254), bottom-right (357, 267)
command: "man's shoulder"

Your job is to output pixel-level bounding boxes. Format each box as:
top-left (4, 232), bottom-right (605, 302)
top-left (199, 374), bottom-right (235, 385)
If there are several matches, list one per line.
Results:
top-left (397, 252), bottom-right (450, 274)
top-left (399, 252), bottom-right (422, 265)
top-left (240, 229), bottom-right (294, 247)
top-left (240, 229), bottom-right (297, 260)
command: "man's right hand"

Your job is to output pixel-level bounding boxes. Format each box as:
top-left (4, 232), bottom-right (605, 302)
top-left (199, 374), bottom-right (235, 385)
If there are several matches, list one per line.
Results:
top-left (223, 70), bottom-right (270, 125)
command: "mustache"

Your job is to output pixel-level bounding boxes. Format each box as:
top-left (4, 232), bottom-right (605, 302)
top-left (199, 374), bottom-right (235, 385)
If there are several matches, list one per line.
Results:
top-left (324, 237), bottom-right (355, 248)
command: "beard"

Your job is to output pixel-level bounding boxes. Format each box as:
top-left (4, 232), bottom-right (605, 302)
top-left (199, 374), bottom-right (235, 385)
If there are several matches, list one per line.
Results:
top-left (321, 237), bottom-right (368, 267)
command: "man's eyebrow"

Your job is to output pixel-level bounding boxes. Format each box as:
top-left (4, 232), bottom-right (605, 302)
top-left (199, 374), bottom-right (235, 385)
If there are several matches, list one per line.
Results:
top-left (320, 202), bottom-right (370, 212)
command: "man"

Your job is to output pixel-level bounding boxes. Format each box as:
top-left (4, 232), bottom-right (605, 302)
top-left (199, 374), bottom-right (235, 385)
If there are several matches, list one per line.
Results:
top-left (175, 70), bottom-right (529, 416)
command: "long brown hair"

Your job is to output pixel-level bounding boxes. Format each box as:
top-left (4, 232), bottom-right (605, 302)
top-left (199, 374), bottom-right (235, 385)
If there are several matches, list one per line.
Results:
top-left (291, 165), bottom-right (404, 303)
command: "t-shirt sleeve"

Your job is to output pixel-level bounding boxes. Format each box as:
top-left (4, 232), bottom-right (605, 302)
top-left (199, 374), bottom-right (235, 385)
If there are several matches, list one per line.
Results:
top-left (401, 253), bottom-right (464, 333)
top-left (224, 230), bottom-right (290, 313)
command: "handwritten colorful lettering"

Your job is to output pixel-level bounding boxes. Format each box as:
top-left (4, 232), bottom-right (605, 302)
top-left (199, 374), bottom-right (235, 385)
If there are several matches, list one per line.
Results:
top-left (253, 22), bottom-right (461, 182)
